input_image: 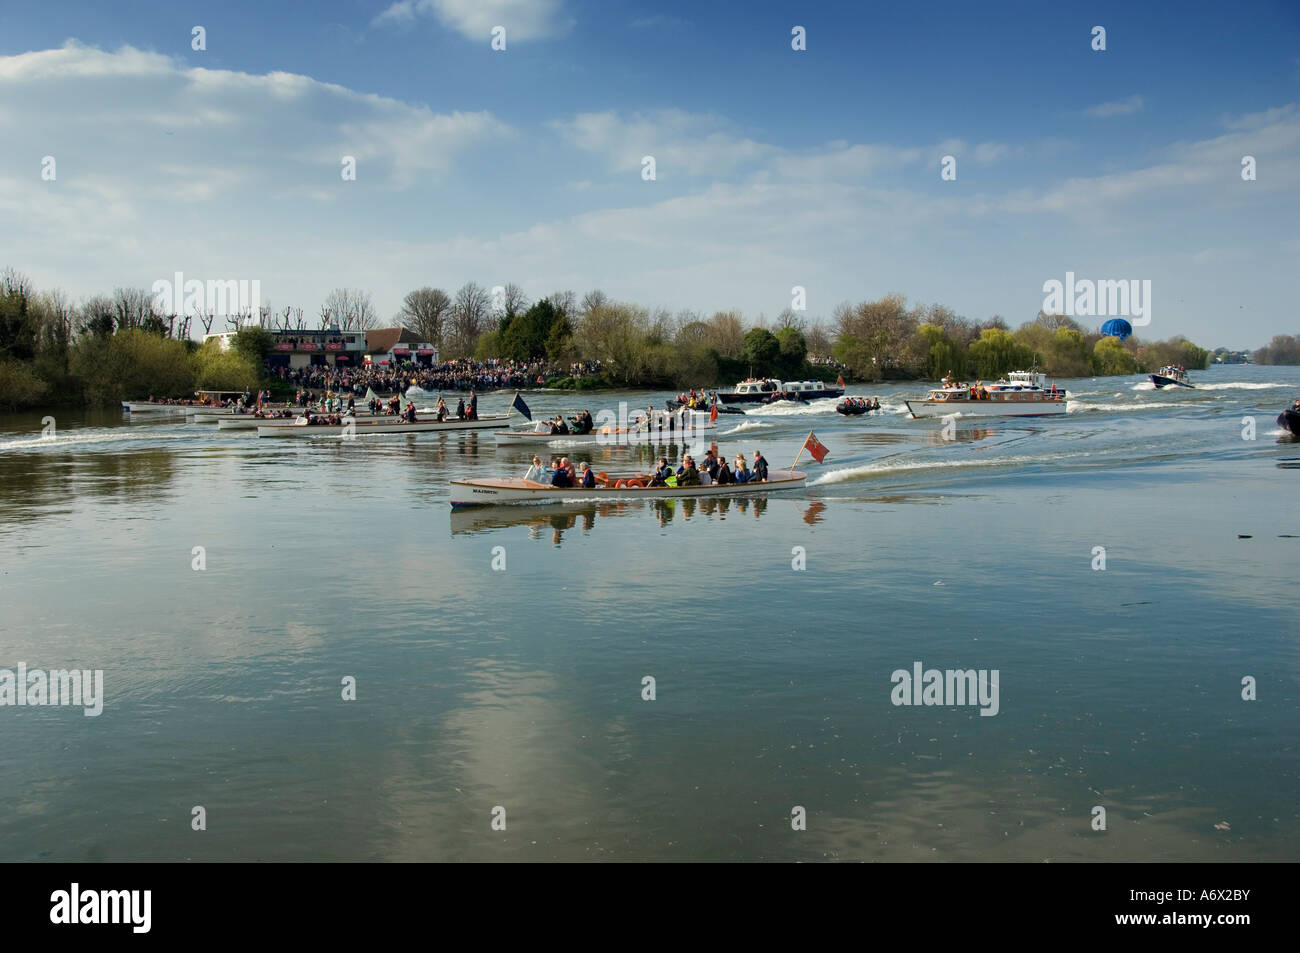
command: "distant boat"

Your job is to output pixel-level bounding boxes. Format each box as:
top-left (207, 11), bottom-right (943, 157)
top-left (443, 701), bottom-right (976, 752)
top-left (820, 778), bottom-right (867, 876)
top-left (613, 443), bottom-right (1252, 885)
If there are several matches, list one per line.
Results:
top-left (256, 414), bottom-right (511, 437)
top-left (1150, 365), bottom-right (1193, 389)
top-left (836, 398), bottom-right (878, 416)
top-left (716, 378), bottom-right (843, 405)
top-left (905, 371), bottom-right (1067, 418)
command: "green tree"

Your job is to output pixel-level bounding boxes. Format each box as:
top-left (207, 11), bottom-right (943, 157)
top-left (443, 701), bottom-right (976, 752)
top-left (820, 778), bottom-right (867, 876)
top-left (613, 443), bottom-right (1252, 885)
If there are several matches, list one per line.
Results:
top-left (774, 326), bottom-right (808, 377)
top-left (194, 340), bottom-right (260, 391)
top-left (968, 328), bottom-right (1035, 379)
top-left (1093, 336), bottom-right (1138, 375)
top-left (232, 326), bottom-right (275, 369)
top-left (742, 327), bottom-right (780, 375)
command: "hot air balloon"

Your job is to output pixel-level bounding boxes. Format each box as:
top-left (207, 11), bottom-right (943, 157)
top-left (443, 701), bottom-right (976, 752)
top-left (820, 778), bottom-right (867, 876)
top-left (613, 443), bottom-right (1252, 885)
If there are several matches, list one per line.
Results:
top-left (1100, 318), bottom-right (1132, 341)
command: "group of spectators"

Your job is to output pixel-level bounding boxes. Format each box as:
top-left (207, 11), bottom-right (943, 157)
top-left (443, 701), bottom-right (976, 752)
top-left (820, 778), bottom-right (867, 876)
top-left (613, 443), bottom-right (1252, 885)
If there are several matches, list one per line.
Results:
top-left (268, 358), bottom-right (604, 397)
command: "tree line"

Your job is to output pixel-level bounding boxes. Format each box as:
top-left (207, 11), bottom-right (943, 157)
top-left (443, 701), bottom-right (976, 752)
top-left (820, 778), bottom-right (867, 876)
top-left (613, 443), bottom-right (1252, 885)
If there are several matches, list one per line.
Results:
top-left (0, 265), bottom-right (1250, 410)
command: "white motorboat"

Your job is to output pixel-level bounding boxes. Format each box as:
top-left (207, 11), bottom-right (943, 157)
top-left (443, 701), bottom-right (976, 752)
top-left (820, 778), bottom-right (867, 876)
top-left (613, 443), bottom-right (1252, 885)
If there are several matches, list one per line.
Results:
top-left (905, 371), bottom-right (1068, 418)
top-left (449, 468), bottom-right (807, 507)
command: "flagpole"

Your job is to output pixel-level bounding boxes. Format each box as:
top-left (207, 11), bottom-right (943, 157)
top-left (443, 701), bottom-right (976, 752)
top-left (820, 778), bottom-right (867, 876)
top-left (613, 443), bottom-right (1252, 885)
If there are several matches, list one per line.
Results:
top-left (790, 430), bottom-right (812, 471)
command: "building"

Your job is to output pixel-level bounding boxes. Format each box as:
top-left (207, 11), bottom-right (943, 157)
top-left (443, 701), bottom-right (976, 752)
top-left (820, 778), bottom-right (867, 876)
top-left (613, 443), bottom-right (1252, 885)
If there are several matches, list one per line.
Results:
top-left (203, 327), bottom-right (367, 369)
top-left (365, 327), bottom-right (439, 366)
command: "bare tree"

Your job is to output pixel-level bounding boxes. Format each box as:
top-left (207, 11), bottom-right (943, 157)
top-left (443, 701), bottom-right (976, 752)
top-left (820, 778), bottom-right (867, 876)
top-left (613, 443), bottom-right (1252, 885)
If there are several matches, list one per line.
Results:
top-left (398, 287), bottom-right (451, 343)
top-left (498, 283), bottom-right (528, 319)
top-left (111, 287), bottom-right (159, 331)
top-left (445, 281), bottom-right (492, 358)
top-left (705, 310), bottom-right (745, 358)
top-left (320, 288), bottom-right (377, 330)
top-left (547, 289), bottom-right (576, 316)
top-left (580, 289), bottom-right (607, 318)
top-left (776, 308), bottom-right (806, 332)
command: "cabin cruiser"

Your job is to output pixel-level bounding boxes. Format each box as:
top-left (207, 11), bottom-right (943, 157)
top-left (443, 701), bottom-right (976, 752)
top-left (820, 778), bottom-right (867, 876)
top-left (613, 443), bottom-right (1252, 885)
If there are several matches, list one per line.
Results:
top-left (716, 378), bottom-right (844, 405)
top-left (1150, 365), bottom-right (1193, 388)
top-left (905, 371), bottom-right (1067, 418)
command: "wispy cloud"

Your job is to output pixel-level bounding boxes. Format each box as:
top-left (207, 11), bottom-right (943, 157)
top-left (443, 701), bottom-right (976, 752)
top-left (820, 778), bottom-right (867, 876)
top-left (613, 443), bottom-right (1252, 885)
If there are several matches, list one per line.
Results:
top-left (373, 0), bottom-right (572, 41)
top-left (1084, 94), bottom-right (1146, 118)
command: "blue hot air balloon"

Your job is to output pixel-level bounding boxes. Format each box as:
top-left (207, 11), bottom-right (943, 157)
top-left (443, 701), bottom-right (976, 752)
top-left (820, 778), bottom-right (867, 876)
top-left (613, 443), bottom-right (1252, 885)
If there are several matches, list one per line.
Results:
top-left (1100, 318), bottom-right (1133, 340)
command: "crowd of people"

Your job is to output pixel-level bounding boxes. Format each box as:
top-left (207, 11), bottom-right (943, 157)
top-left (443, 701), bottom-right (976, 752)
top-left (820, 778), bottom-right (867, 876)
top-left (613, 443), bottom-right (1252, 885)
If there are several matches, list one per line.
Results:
top-left (270, 358), bottom-right (604, 398)
top-left (523, 449), bottom-right (771, 489)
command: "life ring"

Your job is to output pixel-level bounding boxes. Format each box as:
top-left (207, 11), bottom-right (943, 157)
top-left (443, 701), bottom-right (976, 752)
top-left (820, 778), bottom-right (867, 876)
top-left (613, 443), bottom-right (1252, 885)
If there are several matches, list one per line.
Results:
top-left (613, 479), bottom-right (628, 489)
top-left (624, 479), bottom-right (645, 488)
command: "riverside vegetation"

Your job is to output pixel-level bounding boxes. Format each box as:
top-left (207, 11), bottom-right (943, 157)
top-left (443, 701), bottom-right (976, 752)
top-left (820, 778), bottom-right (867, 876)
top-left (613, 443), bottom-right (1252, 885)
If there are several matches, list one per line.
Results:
top-left (4, 269), bottom-right (1280, 411)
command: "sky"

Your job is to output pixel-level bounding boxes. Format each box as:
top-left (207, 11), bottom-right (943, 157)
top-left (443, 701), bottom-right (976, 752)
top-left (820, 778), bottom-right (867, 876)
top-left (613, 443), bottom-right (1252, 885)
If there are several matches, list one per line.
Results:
top-left (0, 0), bottom-right (1297, 348)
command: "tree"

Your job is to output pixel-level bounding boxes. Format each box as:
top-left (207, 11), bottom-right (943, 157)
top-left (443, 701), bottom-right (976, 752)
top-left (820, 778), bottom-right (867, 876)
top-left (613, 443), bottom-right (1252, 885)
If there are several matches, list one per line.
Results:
top-left (496, 283), bottom-right (528, 321)
top-left (916, 323), bottom-right (967, 380)
top-left (742, 327), bottom-right (780, 375)
top-left (1093, 336), bottom-right (1138, 375)
top-left (320, 288), bottom-right (377, 330)
top-left (1254, 334), bottom-right (1300, 365)
top-left (774, 326), bottom-right (808, 377)
top-left (832, 294), bottom-right (921, 379)
top-left (500, 298), bottom-right (563, 362)
top-left (445, 282), bottom-right (492, 359)
top-left (232, 326), bottom-right (275, 369)
top-left (705, 310), bottom-right (745, 358)
top-left (194, 339), bottom-right (260, 391)
top-left (968, 328), bottom-right (1034, 379)
top-left (398, 288), bottom-right (450, 345)
top-left (544, 315), bottom-right (577, 365)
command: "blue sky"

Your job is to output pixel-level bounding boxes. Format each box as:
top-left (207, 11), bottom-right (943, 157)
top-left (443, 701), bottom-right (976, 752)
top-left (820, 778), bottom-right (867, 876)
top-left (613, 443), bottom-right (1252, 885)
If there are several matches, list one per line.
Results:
top-left (1, 0), bottom-right (1297, 347)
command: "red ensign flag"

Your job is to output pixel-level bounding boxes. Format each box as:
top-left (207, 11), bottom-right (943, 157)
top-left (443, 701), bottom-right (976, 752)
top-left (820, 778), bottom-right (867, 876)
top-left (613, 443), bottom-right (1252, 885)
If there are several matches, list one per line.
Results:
top-left (836, 375), bottom-right (845, 387)
top-left (710, 398), bottom-right (718, 423)
top-left (803, 432), bottom-right (829, 463)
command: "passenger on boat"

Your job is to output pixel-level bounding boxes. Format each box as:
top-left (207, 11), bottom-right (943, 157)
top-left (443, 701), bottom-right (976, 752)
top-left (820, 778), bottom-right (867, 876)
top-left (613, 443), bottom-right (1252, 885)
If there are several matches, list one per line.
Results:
top-left (752, 451), bottom-right (769, 482)
top-left (405, 402), bottom-right (417, 423)
top-left (734, 457), bottom-right (751, 483)
top-left (525, 456), bottom-right (546, 482)
top-left (702, 449), bottom-right (720, 482)
top-left (716, 459), bottom-right (734, 484)
top-left (468, 389), bottom-right (479, 420)
top-left (677, 457), bottom-right (701, 486)
top-left (436, 398), bottom-right (448, 422)
top-left (456, 397), bottom-right (466, 419)
top-left (551, 459), bottom-right (572, 488)
top-left (650, 458), bottom-right (673, 487)
top-left (580, 462), bottom-right (596, 488)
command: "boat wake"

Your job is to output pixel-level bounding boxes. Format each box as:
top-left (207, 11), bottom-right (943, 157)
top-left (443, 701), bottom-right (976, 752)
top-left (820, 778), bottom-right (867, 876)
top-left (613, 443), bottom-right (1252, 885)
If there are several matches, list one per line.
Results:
top-left (1194, 381), bottom-right (1286, 391)
top-left (811, 448), bottom-right (1096, 485)
top-left (0, 430), bottom-right (196, 452)
top-left (744, 398), bottom-right (841, 417)
top-left (1067, 399), bottom-right (1190, 413)
top-left (719, 420), bottom-right (772, 435)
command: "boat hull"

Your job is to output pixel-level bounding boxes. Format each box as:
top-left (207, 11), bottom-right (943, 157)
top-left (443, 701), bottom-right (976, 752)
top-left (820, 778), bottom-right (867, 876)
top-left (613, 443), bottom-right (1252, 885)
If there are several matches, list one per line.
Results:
top-left (905, 399), bottom-right (1067, 419)
top-left (449, 471), bottom-right (808, 507)
top-left (1278, 410), bottom-right (1300, 437)
top-left (256, 415), bottom-right (512, 437)
top-left (122, 402), bottom-right (188, 414)
top-left (1151, 375), bottom-right (1193, 389)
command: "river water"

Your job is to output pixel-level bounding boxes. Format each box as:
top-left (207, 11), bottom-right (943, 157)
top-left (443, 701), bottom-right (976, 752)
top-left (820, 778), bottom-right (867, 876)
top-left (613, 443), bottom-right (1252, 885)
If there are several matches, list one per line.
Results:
top-left (1, 365), bottom-right (1297, 861)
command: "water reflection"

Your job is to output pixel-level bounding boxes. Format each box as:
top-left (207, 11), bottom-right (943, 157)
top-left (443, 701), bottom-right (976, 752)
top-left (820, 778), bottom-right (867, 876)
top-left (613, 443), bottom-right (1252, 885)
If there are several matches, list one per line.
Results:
top-left (449, 492), bottom-right (775, 542)
top-left (0, 447), bottom-right (177, 528)
top-left (921, 427), bottom-right (996, 447)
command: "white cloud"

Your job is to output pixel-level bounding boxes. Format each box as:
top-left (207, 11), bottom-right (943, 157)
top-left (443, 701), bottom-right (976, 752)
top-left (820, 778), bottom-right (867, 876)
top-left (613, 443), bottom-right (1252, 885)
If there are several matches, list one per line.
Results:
top-left (1084, 94), bottom-right (1145, 118)
top-left (553, 110), bottom-right (774, 176)
top-left (373, 0), bottom-right (571, 41)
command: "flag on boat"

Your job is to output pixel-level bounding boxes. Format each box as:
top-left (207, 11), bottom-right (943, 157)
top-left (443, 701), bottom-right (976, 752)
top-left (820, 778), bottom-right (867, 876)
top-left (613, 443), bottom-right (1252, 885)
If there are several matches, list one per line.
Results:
top-left (802, 432), bottom-right (829, 464)
top-left (709, 394), bottom-right (718, 424)
top-left (511, 392), bottom-right (532, 421)
top-left (837, 375), bottom-right (845, 388)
